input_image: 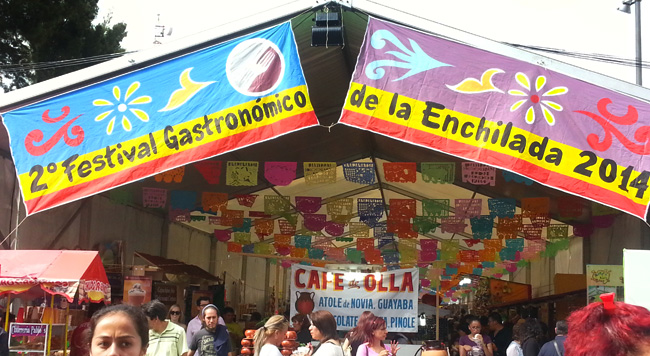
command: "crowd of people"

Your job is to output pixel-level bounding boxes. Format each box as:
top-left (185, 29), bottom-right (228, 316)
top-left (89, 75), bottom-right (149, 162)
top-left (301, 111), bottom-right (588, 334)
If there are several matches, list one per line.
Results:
top-left (441, 293), bottom-right (650, 356)
top-left (3, 291), bottom-right (649, 356)
top-left (443, 310), bottom-right (567, 356)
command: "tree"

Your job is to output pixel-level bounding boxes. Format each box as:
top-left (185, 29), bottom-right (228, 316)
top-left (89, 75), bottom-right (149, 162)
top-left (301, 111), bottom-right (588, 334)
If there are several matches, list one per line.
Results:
top-left (0, 0), bottom-right (127, 92)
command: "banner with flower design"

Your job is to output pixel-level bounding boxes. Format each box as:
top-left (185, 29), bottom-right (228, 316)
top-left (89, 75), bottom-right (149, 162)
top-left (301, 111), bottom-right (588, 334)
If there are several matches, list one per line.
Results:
top-left (339, 17), bottom-right (650, 222)
top-left (1, 22), bottom-right (318, 215)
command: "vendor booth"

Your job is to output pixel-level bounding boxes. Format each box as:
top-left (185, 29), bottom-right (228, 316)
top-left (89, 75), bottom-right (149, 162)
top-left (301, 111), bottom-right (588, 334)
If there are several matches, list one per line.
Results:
top-left (0, 250), bottom-right (110, 356)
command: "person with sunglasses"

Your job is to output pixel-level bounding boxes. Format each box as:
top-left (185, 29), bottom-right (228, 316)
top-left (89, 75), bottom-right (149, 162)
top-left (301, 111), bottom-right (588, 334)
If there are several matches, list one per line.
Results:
top-left (143, 300), bottom-right (188, 356)
top-left (169, 304), bottom-right (187, 330)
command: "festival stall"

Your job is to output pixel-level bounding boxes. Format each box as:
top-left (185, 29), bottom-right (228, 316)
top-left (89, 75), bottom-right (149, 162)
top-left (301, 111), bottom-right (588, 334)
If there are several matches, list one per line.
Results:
top-left (0, 250), bottom-right (111, 356)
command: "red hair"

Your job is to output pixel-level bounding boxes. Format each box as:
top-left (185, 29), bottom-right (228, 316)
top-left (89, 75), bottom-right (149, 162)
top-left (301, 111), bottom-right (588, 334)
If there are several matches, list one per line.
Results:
top-left (364, 316), bottom-right (387, 344)
top-left (347, 311), bottom-right (375, 344)
top-left (565, 300), bottom-right (650, 356)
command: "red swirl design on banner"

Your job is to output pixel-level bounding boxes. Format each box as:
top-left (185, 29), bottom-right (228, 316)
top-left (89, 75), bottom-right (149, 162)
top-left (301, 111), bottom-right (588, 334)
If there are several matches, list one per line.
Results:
top-left (24, 106), bottom-right (85, 156)
top-left (576, 98), bottom-right (650, 155)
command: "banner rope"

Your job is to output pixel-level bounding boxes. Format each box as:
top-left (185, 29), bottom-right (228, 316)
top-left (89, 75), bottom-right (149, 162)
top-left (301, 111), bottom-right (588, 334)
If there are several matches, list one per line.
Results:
top-left (0, 216), bottom-right (28, 247)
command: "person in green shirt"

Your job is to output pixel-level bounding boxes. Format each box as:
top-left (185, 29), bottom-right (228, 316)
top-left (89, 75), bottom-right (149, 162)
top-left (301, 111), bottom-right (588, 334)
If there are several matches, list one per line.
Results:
top-left (222, 307), bottom-right (244, 354)
top-left (143, 300), bottom-right (189, 356)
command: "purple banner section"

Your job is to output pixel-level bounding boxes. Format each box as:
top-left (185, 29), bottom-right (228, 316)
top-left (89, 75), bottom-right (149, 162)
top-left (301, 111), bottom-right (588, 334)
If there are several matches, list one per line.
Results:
top-left (341, 17), bottom-right (650, 221)
top-left (10, 323), bottom-right (47, 337)
top-left (352, 18), bottom-right (650, 170)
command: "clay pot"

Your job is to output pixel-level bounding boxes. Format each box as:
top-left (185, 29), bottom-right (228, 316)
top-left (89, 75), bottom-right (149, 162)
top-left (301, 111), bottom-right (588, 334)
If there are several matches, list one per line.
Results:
top-left (295, 292), bottom-right (315, 315)
top-left (241, 339), bottom-right (252, 347)
top-left (281, 350), bottom-right (293, 356)
top-left (245, 330), bottom-right (256, 339)
top-left (281, 340), bottom-right (295, 348)
top-left (241, 347), bottom-right (252, 355)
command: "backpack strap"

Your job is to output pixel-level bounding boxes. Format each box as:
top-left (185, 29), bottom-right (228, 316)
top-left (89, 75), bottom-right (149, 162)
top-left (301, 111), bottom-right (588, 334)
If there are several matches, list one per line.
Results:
top-left (553, 340), bottom-right (562, 356)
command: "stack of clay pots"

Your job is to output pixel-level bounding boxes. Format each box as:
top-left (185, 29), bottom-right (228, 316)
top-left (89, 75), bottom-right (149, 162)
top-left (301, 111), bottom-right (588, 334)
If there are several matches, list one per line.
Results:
top-left (240, 329), bottom-right (256, 355)
top-left (280, 330), bottom-right (299, 356)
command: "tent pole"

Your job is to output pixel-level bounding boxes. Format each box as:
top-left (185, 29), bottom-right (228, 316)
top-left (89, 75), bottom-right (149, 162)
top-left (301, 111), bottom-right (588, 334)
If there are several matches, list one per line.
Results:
top-left (47, 294), bottom-right (54, 355)
top-left (275, 262), bottom-right (280, 313)
top-left (435, 286), bottom-right (439, 340)
top-left (63, 302), bottom-right (70, 356)
top-left (4, 294), bottom-right (10, 331)
top-left (13, 189), bottom-right (19, 249)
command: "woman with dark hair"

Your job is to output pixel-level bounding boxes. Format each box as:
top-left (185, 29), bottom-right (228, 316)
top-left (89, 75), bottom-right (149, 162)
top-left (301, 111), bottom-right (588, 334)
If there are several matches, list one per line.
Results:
top-left (565, 293), bottom-right (650, 356)
top-left (308, 311), bottom-right (343, 356)
top-left (88, 304), bottom-right (149, 356)
top-left (343, 311), bottom-right (375, 356)
top-left (292, 314), bottom-right (313, 345)
top-left (356, 316), bottom-right (399, 356)
top-left (459, 317), bottom-right (493, 356)
top-left (518, 319), bottom-right (541, 356)
top-left (505, 324), bottom-right (522, 356)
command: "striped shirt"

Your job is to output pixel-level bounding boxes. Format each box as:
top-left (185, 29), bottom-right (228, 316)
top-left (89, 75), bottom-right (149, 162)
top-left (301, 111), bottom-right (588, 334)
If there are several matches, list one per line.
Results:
top-left (147, 320), bottom-right (189, 356)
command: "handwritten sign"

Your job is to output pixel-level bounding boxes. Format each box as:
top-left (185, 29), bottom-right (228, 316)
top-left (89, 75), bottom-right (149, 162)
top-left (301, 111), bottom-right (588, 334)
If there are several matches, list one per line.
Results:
top-left (462, 162), bottom-right (496, 186)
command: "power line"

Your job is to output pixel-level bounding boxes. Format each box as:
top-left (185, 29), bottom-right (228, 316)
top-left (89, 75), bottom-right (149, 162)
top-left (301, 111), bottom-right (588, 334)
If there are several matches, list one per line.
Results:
top-left (1, 43), bottom-right (648, 74)
top-left (0, 51), bottom-right (135, 73)
top-left (505, 43), bottom-right (650, 69)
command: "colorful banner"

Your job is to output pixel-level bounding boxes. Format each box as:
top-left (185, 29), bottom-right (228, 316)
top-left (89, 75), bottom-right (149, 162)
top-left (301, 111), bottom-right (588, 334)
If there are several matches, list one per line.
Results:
top-left (586, 264), bottom-right (624, 303)
top-left (339, 17), bottom-right (650, 222)
top-left (290, 265), bottom-right (418, 332)
top-left (1, 22), bottom-right (318, 215)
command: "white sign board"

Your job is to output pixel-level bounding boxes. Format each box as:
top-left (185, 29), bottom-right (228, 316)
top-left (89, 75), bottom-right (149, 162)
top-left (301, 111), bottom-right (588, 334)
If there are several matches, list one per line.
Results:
top-left (624, 249), bottom-right (650, 311)
top-left (290, 265), bottom-right (418, 332)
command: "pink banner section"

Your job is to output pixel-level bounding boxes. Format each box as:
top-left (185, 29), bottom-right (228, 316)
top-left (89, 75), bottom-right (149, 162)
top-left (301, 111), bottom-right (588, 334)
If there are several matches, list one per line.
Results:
top-left (339, 17), bottom-right (650, 223)
top-left (265, 161), bottom-right (297, 186)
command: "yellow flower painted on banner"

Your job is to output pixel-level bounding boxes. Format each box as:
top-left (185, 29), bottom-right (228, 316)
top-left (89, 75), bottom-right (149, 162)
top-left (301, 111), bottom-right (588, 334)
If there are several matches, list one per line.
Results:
top-left (508, 73), bottom-right (567, 126)
top-left (93, 82), bottom-right (152, 135)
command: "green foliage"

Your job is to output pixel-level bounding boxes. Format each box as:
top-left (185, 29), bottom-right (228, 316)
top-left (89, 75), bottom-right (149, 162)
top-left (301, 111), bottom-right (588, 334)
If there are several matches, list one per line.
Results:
top-left (0, 0), bottom-right (127, 92)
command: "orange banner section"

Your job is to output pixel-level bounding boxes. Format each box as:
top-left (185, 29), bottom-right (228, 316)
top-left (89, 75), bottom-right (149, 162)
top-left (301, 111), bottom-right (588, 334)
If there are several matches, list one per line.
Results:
top-left (24, 111), bottom-right (316, 213)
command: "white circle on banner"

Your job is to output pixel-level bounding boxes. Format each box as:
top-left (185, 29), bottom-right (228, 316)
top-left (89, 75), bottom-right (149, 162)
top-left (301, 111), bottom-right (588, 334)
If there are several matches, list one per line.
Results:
top-left (226, 38), bottom-right (285, 96)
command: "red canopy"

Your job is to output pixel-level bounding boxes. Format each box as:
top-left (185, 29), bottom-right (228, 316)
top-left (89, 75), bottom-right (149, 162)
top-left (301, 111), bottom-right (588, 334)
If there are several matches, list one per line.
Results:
top-left (0, 250), bottom-right (110, 303)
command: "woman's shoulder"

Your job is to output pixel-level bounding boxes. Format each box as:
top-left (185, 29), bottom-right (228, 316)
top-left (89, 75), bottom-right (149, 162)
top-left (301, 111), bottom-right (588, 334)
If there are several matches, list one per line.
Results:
top-left (261, 344), bottom-right (280, 350)
top-left (260, 344), bottom-right (282, 356)
top-left (315, 341), bottom-right (344, 356)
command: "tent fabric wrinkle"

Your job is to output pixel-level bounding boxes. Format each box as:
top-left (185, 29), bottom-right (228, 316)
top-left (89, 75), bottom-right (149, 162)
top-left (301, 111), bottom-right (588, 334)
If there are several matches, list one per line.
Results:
top-left (0, 250), bottom-right (111, 303)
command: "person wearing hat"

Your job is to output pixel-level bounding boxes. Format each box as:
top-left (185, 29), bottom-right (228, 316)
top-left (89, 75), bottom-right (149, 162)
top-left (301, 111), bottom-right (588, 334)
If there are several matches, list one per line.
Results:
top-left (188, 304), bottom-right (233, 356)
top-left (187, 297), bottom-right (226, 356)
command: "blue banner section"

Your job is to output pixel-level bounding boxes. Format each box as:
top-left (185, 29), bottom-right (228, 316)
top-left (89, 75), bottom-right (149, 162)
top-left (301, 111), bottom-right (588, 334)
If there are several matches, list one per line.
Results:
top-left (2, 21), bottom-right (306, 173)
top-left (2, 22), bottom-right (318, 215)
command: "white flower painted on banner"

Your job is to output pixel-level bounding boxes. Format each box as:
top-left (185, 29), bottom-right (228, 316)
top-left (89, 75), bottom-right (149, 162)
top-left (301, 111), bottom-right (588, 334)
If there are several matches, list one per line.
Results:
top-left (93, 82), bottom-right (152, 135)
top-left (508, 73), bottom-right (567, 126)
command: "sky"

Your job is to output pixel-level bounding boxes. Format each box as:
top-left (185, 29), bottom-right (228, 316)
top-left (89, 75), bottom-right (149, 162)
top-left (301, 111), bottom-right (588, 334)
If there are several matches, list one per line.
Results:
top-left (98, 0), bottom-right (649, 87)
